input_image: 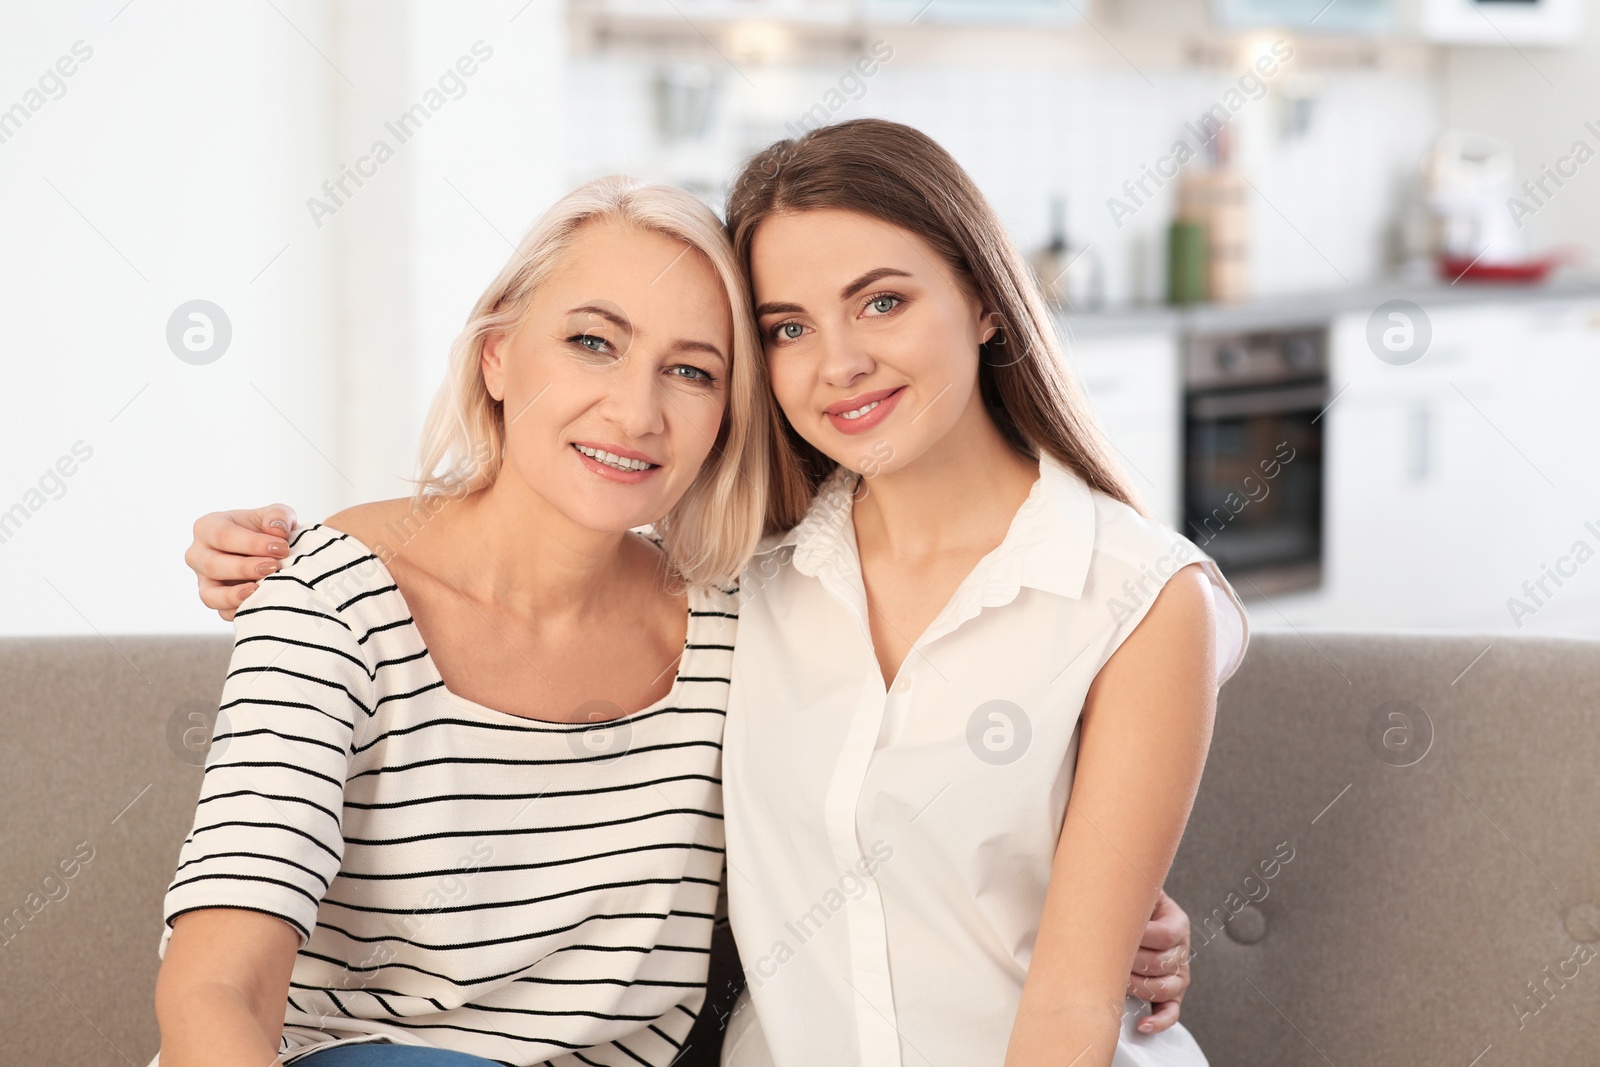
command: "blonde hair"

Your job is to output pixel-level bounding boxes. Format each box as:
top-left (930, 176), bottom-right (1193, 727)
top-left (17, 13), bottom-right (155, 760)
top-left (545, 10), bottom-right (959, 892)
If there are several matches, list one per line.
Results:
top-left (727, 120), bottom-right (1146, 532)
top-left (415, 176), bottom-right (769, 586)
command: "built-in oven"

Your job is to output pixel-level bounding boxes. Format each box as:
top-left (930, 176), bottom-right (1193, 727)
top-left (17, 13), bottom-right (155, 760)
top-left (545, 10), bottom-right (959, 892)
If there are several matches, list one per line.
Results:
top-left (1183, 325), bottom-right (1328, 598)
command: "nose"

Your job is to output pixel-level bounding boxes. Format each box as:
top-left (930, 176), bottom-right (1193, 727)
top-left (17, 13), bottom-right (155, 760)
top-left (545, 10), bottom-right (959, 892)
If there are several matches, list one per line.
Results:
top-left (599, 350), bottom-right (667, 441)
top-left (818, 321), bottom-right (875, 390)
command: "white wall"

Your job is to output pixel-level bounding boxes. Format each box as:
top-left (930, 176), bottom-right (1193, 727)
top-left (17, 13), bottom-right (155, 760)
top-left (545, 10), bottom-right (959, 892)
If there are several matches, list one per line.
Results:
top-left (0, 0), bottom-right (565, 635)
top-left (0, 1), bottom-right (343, 637)
top-left (407, 3), bottom-right (569, 422)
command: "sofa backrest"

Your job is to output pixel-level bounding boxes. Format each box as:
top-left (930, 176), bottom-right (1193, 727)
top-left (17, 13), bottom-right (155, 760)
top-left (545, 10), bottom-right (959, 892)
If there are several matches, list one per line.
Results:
top-left (1166, 630), bottom-right (1600, 1064)
top-left (4, 631), bottom-right (1597, 1065)
top-left (3, 634), bottom-right (233, 1066)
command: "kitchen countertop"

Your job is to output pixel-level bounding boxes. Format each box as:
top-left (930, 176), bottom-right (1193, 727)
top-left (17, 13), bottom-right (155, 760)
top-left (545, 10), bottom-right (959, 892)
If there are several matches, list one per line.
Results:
top-left (1057, 271), bottom-right (1600, 339)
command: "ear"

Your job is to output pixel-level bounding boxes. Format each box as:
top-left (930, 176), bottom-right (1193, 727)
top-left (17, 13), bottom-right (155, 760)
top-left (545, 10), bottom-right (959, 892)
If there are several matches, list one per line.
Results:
top-left (978, 308), bottom-right (1002, 346)
top-left (480, 331), bottom-right (509, 402)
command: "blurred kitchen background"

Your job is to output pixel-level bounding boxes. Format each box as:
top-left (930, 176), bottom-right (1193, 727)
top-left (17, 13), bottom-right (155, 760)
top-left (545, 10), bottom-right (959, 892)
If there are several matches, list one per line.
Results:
top-left (3, 0), bottom-right (1598, 638)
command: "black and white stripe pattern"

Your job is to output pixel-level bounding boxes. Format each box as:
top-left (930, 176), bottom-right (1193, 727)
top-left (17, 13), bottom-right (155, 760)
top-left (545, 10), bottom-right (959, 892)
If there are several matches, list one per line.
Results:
top-left (161, 524), bottom-right (736, 1067)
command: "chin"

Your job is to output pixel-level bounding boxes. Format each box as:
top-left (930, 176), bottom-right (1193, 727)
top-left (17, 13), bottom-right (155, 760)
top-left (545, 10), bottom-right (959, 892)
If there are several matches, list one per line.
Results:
top-left (835, 433), bottom-right (922, 479)
top-left (511, 454), bottom-right (673, 534)
top-left (567, 497), bottom-right (670, 536)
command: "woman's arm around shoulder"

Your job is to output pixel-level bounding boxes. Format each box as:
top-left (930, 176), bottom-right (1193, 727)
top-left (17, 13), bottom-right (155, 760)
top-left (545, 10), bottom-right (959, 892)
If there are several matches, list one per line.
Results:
top-left (1004, 562), bottom-right (1219, 1067)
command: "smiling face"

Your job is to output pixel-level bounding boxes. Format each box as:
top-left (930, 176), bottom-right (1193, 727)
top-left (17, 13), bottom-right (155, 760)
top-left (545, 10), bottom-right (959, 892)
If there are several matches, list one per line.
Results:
top-left (481, 217), bottom-right (733, 533)
top-left (750, 208), bottom-right (997, 477)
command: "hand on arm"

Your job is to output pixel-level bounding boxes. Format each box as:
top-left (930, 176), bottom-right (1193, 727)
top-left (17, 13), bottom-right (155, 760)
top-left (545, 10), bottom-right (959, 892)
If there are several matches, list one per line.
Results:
top-left (1130, 890), bottom-right (1191, 1034)
top-left (155, 907), bottom-right (300, 1067)
top-left (185, 504), bottom-right (299, 619)
top-left (1004, 563), bottom-right (1218, 1067)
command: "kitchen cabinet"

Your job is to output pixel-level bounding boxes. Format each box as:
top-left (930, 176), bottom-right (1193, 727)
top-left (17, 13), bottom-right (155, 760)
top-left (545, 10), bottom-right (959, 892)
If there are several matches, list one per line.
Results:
top-left (1421, 0), bottom-right (1585, 45)
top-left (1490, 300), bottom-right (1600, 510)
top-left (862, 0), bottom-right (1083, 22)
top-left (1062, 294), bottom-right (1599, 637)
top-left (1210, 0), bottom-right (1398, 34)
top-left (1061, 327), bottom-right (1182, 529)
top-left (1304, 297), bottom-right (1600, 633)
top-left (1483, 299), bottom-right (1600, 634)
top-left (1209, 0), bottom-right (1582, 42)
top-left (573, 0), bottom-right (859, 25)
top-left (573, 0), bottom-right (1083, 25)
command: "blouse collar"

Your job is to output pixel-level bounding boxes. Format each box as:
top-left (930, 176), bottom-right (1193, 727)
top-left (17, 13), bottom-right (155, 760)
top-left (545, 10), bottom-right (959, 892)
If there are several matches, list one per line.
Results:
top-left (765, 450), bottom-right (1098, 602)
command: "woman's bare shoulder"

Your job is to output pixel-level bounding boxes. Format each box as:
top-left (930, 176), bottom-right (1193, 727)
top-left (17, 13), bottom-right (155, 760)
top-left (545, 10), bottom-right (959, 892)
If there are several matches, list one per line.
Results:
top-left (1099, 563), bottom-right (1218, 692)
top-left (324, 497), bottom-right (444, 560)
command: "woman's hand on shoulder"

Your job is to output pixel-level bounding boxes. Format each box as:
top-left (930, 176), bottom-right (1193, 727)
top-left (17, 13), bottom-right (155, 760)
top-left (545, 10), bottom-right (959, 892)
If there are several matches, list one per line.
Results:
top-left (184, 504), bottom-right (299, 620)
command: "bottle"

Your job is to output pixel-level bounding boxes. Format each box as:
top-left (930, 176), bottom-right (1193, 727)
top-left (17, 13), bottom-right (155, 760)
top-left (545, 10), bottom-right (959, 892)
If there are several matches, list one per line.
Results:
top-left (1030, 196), bottom-right (1104, 311)
top-left (1167, 219), bottom-right (1209, 306)
top-left (1174, 123), bottom-right (1250, 303)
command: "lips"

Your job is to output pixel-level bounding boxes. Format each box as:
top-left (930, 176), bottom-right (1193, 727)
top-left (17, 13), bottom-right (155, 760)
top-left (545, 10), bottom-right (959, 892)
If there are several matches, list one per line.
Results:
top-left (571, 441), bottom-right (661, 483)
top-left (824, 386), bottom-right (906, 436)
top-left (824, 386), bottom-right (903, 417)
top-left (572, 441), bottom-right (658, 466)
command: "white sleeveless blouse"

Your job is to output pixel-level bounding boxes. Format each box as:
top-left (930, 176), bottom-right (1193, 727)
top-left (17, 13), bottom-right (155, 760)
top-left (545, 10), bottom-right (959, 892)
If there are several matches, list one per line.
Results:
top-left (720, 453), bottom-right (1249, 1067)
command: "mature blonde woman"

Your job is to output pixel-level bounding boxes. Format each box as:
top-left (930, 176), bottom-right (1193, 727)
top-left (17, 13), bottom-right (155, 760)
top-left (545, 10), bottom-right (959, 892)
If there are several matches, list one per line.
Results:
top-left (153, 177), bottom-right (767, 1067)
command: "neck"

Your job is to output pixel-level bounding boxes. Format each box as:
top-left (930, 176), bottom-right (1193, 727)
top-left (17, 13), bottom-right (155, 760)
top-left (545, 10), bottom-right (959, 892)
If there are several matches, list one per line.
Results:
top-left (850, 394), bottom-right (1040, 559)
top-left (435, 473), bottom-right (655, 622)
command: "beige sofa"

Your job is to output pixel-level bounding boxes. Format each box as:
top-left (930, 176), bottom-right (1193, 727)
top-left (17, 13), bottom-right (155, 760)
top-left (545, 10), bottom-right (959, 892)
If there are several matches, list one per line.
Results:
top-left (5, 631), bottom-right (1597, 1065)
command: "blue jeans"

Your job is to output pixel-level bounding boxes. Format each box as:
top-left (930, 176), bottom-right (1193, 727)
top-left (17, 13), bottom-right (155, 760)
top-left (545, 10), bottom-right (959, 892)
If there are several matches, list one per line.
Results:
top-left (291, 1044), bottom-right (501, 1066)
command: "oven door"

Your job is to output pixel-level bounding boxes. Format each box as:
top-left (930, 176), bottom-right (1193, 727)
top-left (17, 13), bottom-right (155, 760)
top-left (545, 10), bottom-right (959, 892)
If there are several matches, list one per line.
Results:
top-left (1184, 382), bottom-right (1326, 596)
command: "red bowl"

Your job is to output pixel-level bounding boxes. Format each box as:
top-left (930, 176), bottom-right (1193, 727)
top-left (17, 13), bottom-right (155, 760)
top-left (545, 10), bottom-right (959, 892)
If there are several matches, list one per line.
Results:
top-left (1436, 252), bottom-right (1567, 283)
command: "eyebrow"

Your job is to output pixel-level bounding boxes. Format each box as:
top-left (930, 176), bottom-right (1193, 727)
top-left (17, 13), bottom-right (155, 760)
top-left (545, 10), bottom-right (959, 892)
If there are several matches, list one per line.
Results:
top-left (567, 305), bottom-right (634, 332)
top-left (670, 338), bottom-right (728, 364)
top-left (566, 305), bottom-right (725, 364)
top-left (841, 267), bottom-right (913, 300)
top-left (753, 267), bottom-right (915, 319)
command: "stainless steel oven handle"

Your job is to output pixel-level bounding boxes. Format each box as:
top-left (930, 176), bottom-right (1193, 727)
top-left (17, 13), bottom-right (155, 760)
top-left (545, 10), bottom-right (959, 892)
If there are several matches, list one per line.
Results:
top-left (1188, 383), bottom-right (1330, 420)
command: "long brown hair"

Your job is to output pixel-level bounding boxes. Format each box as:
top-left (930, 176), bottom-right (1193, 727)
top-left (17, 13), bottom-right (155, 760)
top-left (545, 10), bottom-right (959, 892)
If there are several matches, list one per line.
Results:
top-left (726, 118), bottom-right (1145, 533)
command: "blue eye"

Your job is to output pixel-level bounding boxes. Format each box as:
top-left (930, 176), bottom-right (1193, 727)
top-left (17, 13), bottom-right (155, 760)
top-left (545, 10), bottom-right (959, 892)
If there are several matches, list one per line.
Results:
top-left (774, 322), bottom-right (805, 341)
top-left (672, 365), bottom-right (712, 382)
top-left (867, 295), bottom-right (899, 315)
top-left (570, 334), bottom-right (609, 353)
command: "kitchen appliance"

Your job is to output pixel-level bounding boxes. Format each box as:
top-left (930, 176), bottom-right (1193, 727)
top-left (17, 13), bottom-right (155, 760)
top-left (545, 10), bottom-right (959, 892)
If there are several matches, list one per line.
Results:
top-left (1183, 324), bottom-right (1328, 597)
top-left (1423, 131), bottom-right (1528, 268)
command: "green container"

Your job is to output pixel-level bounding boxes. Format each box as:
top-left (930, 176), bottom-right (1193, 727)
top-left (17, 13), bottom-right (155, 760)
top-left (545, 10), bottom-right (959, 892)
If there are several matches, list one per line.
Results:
top-left (1167, 220), bottom-right (1209, 306)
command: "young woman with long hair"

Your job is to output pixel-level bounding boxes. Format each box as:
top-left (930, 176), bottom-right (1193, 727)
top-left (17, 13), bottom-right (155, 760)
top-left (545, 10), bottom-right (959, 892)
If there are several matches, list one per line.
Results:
top-left (179, 120), bottom-right (1243, 1067)
top-left (715, 120), bottom-right (1246, 1067)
